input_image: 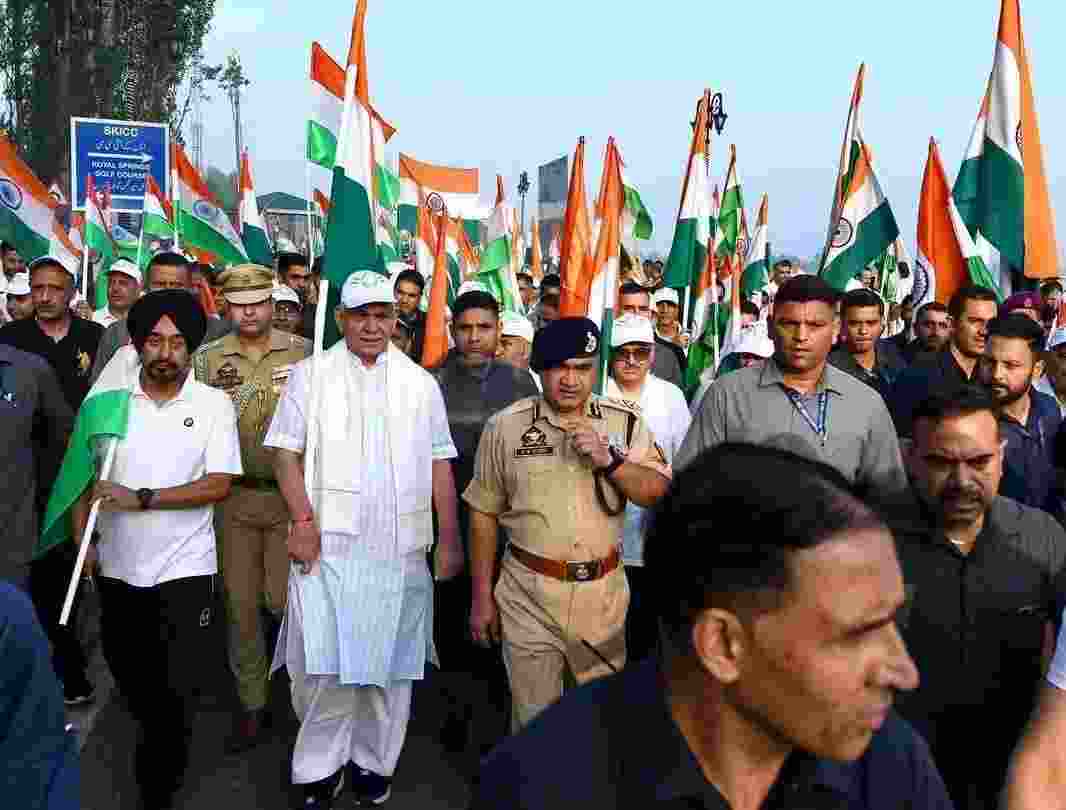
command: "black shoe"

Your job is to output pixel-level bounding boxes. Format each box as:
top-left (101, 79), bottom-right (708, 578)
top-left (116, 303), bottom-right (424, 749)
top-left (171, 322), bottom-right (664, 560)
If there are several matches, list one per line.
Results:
top-left (299, 768), bottom-right (345, 809)
top-left (349, 765), bottom-right (391, 806)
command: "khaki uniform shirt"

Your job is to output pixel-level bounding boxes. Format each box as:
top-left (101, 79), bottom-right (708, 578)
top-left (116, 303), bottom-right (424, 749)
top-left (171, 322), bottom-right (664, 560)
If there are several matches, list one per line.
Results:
top-left (463, 395), bottom-right (670, 562)
top-left (193, 329), bottom-right (310, 480)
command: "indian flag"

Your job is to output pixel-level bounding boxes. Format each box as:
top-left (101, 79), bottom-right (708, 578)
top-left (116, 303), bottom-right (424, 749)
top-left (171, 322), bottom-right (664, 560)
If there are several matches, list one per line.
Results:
top-left (239, 149), bottom-right (273, 266)
top-left (559, 137), bottom-right (593, 317)
top-left (664, 90), bottom-right (713, 293)
top-left (741, 193), bottom-right (770, 300)
top-left (688, 185), bottom-right (721, 341)
top-left (917, 139), bottom-right (968, 307)
top-left (398, 154), bottom-right (479, 234)
top-left (83, 175), bottom-right (115, 307)
top-left (38, 345), bottom-right (137, 557)
top-left (713, 145), bottom-right (744, 265)
top-left (530, 217), bottom-right (543, 282)
top-left (475, 175), bottom-right (523, 313)
top-left (949, 186), bottom-right (1003, 301)
top-left (819, 65), bottom-right (899, 291)
top-left (173, 143), bottom-right (247, 266)
top-left (953, 0), bottom-right (1057, 286)
top-left (142, 175), bottom-right (174, 239)
top-left (309, 40), bottom-right (398, 204)
top-left (587, 138), bottom-right (625, 390)
top-left (621, 170), bottom-right (652, 241)
top-left (421, 213), bottom-right (450, 369)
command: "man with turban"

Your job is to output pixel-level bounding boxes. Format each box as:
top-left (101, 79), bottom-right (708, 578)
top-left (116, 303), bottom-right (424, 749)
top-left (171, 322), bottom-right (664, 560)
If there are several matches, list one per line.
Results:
top-left (72, 289), bottom-right (242, 809)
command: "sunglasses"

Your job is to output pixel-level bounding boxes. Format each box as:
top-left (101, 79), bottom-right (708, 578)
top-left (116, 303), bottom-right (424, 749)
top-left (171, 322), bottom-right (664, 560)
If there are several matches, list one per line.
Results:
top-left (613, 347), bottom-right (652, 365)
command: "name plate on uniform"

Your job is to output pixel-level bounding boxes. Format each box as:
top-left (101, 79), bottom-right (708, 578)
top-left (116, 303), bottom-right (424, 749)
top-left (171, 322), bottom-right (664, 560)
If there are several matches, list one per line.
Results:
top-left (515, 424), bottom-right (555, 458)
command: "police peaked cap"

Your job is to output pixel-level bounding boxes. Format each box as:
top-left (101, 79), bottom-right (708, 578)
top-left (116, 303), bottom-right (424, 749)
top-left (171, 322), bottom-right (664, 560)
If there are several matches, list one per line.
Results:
top-left (530, 317), bottom-right (601, 373)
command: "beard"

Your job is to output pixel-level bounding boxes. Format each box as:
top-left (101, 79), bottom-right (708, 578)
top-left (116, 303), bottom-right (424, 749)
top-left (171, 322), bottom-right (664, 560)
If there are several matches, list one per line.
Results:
top-left (988, 382), bottom-right (1028, 407)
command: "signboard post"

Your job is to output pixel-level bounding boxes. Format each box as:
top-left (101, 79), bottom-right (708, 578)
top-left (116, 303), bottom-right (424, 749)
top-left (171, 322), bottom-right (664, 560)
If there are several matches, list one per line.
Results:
top-left (70, 117), bottom-right (169, 214)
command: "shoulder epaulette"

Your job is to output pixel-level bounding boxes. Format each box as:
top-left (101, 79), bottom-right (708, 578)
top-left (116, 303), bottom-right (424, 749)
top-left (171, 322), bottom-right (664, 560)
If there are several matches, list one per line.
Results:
top-left (496, 395), bottom-right (540, 418)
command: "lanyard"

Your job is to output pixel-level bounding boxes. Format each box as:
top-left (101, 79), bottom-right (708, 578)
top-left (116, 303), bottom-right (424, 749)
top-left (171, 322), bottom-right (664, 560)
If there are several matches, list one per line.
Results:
top-left (783, 387), bottom-right (828, 444)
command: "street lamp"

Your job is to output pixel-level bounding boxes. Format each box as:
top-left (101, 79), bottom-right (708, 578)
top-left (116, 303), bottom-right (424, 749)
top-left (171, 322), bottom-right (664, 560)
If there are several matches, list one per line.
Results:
top-left (517, 171), bottom-right (530, 235)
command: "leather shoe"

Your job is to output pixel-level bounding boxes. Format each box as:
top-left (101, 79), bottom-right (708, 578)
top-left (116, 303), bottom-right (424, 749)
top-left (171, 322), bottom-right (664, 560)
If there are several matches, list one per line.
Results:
top-left (226, 708), bottom-right (267, 754)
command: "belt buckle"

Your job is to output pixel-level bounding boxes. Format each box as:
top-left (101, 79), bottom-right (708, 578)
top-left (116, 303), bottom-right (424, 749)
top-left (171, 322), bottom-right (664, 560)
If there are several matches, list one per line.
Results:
top-left (567, 560), bottom-right (599, 582)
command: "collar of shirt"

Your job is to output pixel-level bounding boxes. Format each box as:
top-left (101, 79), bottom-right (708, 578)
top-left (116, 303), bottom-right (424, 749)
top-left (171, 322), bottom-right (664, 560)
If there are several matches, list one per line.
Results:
top-left (132, 369), bottom-right (195, 406)
top-left (912, 493), bottom-right (1016, 558)
top-left (758, 356), bottom-right (844, 396)
top-left (218, 329), bottom-right (292, 359)
top-left (617, 661), bottom-right (853, 806)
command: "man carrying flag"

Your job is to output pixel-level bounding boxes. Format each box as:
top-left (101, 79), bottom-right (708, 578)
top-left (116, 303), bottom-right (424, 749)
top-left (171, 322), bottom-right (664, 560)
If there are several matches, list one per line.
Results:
top-left (266, 270), bottom-right (462, 807)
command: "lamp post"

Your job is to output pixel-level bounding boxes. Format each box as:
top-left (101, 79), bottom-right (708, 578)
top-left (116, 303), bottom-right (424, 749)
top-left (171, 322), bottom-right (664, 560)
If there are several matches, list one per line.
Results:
top-left (517, 171), bottom-right (530, 235)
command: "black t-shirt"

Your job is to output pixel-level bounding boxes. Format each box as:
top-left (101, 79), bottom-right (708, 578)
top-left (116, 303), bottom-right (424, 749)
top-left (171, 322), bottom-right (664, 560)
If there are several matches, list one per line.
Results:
top-left (0, 316), bottom-right (104, 410)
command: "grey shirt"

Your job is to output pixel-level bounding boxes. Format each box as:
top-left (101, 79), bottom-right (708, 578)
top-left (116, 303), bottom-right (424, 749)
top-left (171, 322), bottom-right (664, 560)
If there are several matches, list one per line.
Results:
top-left (0, 346), bottom-right (74, 581)
top-left (677, 357), bottom-right (909, 498)
top-left (90, 313), bottom-right (231, 385)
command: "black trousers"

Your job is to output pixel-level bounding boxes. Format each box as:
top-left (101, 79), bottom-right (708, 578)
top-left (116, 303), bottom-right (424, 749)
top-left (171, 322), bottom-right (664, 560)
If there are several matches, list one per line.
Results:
top-left (624, 566), bottom-right (659, 665)
top-left (98, 574), bottom-right (215, 807)
top-left (28, 543), bottom-right (89, 690)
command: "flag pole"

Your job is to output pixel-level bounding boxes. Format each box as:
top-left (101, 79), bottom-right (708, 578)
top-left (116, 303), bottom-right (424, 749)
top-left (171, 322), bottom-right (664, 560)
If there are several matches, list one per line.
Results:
top-left (59, 437), bottom-right (118, 626)
top-left (299, 277), bottom-right (329, 576)
top-left (305, 161), bottom-right (315, 259)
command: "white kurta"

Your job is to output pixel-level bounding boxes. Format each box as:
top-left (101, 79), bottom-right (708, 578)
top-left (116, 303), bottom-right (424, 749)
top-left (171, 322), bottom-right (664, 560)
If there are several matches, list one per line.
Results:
top-left (264, 343), bottom-right (457, 687)
top-left (606, 374), bottom-right (689, 565)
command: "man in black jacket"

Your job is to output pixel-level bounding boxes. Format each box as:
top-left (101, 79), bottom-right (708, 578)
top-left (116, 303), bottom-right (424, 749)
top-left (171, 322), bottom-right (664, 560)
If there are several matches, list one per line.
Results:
top-left (829, 288), bottom-right (906, 401)
top-left (430, 291), bottom-right (538, 773)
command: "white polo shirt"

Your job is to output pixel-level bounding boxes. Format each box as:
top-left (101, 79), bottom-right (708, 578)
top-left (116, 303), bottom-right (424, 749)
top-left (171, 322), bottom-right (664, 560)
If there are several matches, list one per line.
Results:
top-left (96, 372), bottom-right (242, 587)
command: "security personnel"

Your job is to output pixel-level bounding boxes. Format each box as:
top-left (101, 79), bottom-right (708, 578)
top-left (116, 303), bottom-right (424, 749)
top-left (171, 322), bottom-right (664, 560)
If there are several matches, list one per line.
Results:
top-left (464, 317), bottom-right (671, 731)
top-left (192, 264), bottom-right (310, 752)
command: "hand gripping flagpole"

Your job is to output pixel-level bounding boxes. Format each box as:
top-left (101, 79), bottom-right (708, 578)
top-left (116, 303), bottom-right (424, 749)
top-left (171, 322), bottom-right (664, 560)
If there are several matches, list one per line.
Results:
top-left (59, 436), bottom-right (118, 626)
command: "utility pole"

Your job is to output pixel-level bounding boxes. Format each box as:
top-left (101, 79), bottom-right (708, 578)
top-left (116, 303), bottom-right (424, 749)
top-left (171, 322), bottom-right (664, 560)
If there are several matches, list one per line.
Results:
top-left (517, 171), bottom-right (530, 237)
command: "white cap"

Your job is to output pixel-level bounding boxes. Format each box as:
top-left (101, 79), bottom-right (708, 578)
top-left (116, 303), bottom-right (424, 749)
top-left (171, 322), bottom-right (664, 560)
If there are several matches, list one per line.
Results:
top-left (108, 258), bottom-right (142, 284)
top-left (610, 313), bottom-right (655, 348)
top-left (386, 261), bottom-right (409, 278)
top-left (341, 270), bottom-right (394, 310)
top-left (724, 326), bottom-right (774, 361)
top-left (653, 287), bottom-right (679, 306)
top-left (1049, 327), bottom-right (1066, 350)
top-left (457, 279), bottom-right (492, 299)
top-left (500, 313), bottom-right (533, 343)
top-left (6, 272), bottom-right (30, 296)
top-left (272, 285), bottom-right (301, 308)
top-left (27, 255), bottom-right (77, 280)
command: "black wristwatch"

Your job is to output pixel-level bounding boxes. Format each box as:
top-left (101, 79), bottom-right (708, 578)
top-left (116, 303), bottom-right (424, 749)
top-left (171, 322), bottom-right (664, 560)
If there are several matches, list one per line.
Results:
top-left (136, 488), bottom-right (156, 510)
top-left (601, 445), bottom-right (626, 478)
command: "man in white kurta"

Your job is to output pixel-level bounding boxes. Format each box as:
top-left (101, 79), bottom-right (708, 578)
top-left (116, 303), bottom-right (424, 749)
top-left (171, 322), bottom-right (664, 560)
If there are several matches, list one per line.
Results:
top-left (265, 271), bottom-right (460, 808)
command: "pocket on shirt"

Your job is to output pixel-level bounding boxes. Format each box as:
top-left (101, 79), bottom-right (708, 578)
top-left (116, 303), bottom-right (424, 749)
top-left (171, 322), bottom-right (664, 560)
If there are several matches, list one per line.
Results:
top-left (994, 604), bottom-right (1047, 660)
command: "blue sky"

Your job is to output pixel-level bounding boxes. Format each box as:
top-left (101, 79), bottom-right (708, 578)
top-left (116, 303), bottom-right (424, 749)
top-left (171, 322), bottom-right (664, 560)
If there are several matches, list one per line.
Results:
top-left (197, 0), bottom-right (1066, 262)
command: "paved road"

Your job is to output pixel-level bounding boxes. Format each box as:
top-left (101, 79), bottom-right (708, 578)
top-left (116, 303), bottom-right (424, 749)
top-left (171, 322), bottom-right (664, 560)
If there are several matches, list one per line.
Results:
top-left (77, 600), bottom-right (487, 810)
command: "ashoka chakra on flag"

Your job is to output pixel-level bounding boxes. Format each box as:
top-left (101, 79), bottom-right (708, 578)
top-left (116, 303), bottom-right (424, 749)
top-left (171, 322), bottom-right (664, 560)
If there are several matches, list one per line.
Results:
top-left (0, 178), bottom-right (23, 210)
top-left (831, 217), bottom-right (855, 249)
top-left (192, 199), bottom-right (224, 227)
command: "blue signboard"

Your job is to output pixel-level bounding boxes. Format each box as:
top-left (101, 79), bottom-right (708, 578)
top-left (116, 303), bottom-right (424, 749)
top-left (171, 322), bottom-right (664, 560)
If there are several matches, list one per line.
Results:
top-left (70, 117), bottom-right (169, 214)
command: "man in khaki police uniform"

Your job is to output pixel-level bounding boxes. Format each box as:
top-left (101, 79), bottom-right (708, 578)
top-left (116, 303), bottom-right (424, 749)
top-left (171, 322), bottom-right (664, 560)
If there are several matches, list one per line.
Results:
top-left (193, 264), bottom-right (311, 751)
top-left (464, 317), bottom-right (671, 731)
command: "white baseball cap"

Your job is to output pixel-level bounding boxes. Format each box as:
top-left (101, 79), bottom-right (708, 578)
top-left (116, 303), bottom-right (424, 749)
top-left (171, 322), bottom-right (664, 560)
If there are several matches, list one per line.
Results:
top-left (341, 270), bottom-right (394, 310)
top-left (272, 284), bottom-right (302, 308)
top-left (6, 272), bottom-right (30, 296)
top-left (27, 255), bottom-right (77, 280)
top-left (108, 258), bottom-right (143, 285)
top-left (610, 313), bottom-right (655, 348)
top-left (653, 287), bottom-right (679, 306)
top-left (500, 312), bottom-right (533, 343)
top-left (1048, 327), bottom-right (1066, 350)
top-left (457, 280), bottom-right (492, 299)
top-left (724, 326), bottom-right (774, 361)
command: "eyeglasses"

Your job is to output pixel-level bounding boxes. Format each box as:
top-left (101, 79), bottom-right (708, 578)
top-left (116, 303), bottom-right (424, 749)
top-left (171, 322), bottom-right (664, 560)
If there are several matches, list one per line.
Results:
top-left (613, 347), bottom-right (652, 366)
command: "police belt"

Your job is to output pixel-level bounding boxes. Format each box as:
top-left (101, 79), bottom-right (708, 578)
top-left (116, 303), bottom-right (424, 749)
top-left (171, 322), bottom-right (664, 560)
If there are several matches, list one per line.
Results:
top-left (232, 476), bottom-right (279, 491)
top-left (508, 544), bottom-right (621, 583)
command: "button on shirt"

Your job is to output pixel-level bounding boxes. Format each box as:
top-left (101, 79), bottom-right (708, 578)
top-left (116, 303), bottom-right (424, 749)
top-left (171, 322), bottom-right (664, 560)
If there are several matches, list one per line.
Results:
top-left (96, 372), bottom-right (242, 587)
top-left (677, 358), bottom-right (909, 500)
top-left (894, 496), bottom-right (1066, 808)
top-left (463, 396), bottom-right (670, 562)
top-left (473, 658), bottom-right (954, 810)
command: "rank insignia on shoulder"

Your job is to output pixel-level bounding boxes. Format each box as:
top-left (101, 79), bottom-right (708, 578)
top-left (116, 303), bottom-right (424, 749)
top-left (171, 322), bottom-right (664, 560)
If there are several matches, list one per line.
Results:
top-left (515, 424), bottom-right (555, 457)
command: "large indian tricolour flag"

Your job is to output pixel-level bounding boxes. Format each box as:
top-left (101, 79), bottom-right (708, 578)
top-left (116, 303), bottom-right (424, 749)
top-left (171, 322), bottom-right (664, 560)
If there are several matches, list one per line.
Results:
top-left (819, 65), bottom-right (899, 291)
top-left (38, 345), bottom-right (137, 557)
top-left (475, 175), bottom-right (523, 314)
top-left (741, 193), bottom-right (770, 300)
top-left (663, 90), bottom-right (713, 294)
top-left (952, 0), bottom-right (1058, 289)
top-left (173, 143), bottom-right (247, 266)
top-left (398, 154), bottom-right (479, 236)
top-left (0, 134), bottom-right (79, 267)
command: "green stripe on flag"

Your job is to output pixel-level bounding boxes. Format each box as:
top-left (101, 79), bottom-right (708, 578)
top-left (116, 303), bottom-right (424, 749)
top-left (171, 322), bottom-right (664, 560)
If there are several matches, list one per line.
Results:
top-left (624, 187), bottom-right (653, 240)
top-left (397, 204), bottom-right (417, 236)
top-left (374, 164), bottom-right (400, 211)
top-left (307, 121), bottom-right (338, 170)
top-left (142, 212), bottom-right (174, 239)
top-left (820, 202), bottom-right (899, 292)
top-left (38, 388), bottom-right (130, 558)
top-left (663, 218), bottom-right (706, 290)
top-left (242, 223), bottom-right (274, 266)
top-left (0, 206), bottom-right (50, 261)
top-left (322, 166), bottom-right (379, 347)
top-left (976, 138), bottom-right (1025, 271)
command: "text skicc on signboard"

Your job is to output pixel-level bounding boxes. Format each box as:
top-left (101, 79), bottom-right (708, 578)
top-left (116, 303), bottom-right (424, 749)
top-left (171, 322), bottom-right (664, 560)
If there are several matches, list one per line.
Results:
top-left (70, 117), bottom-right (170, 213)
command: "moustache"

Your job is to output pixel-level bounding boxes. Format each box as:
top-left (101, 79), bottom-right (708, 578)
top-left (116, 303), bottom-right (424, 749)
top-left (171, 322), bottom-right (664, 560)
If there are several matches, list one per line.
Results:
top-left (941, 486), bottom-right (984, 504)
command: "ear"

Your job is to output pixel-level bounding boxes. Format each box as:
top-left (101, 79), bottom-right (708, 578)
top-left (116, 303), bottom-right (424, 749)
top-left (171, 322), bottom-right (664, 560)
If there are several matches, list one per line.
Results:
top-left (333, 306), bottom-right (345, 335)
top-left (690, 608), bottom-right (748, 684)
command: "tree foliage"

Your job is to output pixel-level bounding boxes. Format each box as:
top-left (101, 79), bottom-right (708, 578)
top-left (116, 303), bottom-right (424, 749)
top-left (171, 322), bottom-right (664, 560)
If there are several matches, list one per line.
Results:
top-left (0, 0), bottom-right (216, 185)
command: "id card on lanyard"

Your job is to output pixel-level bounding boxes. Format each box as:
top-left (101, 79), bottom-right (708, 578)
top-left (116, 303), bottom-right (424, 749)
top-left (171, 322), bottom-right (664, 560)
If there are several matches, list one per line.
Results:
top-left (783, 387), bottom-right (828, 445)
